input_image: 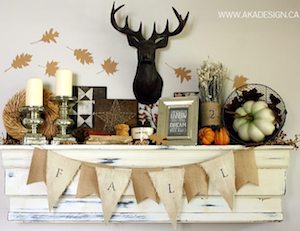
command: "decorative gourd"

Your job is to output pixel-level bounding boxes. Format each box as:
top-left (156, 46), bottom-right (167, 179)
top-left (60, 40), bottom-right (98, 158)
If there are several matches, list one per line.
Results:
top-left (214, 127), bottom-right (230, 145)
top-left (233, 100), bottom-right (275, 142)
top-left (199, 127), bottom-right (215, 145)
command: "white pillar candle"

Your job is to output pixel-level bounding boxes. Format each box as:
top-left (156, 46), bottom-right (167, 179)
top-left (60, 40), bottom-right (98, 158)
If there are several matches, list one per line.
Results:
top-left (55, 69), bottom-right (73, 97)
top-left (25, 78), bottom-right (43, 107)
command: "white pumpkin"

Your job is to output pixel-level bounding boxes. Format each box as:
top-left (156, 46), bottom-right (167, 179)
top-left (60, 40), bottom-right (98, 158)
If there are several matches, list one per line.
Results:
top-left (233, 100), bottom-right (276, 142)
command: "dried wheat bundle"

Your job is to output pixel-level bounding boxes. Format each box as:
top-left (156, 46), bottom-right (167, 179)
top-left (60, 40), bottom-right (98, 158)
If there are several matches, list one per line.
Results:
top-left (3, 89), bottom-right (59, 141)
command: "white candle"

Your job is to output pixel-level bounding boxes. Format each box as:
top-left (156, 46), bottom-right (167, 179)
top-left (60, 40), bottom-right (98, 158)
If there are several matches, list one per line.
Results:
top-left (25, 78), bottom-right (43, 107)
top-left (55, 69), bottom-right (73, 97)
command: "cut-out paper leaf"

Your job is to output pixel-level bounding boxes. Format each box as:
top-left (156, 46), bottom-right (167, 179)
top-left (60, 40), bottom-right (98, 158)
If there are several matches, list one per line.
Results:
top-left (175, 67), bottom-right (192, 83)
top-left (150, 133), bottom-right (168, 145)
top-left (234, 75), bottom-right (248, 89)
top-left (45, 61), bottom-right (59, 77)
top-left (5, 53), bottom-right (32, 72)
top-left (67, 47), bottom-right (94, 65)
top-left (31, 28), bottom-right (59, 44)
top-left (100, 57), bottom-right (118, 75)
top-left (166, 63), bottom-right (192, 83)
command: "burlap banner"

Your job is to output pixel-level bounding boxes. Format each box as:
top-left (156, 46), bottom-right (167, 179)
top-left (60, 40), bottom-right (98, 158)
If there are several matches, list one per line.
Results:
top-left (27, 147), bottom-right (259, 227)
top-left (76, 164), bottom-right (100, 198)
top-left (201, 151), bottom-right (236, 209)
top-left (149, 168), bottom-right (185, 229)
top-left (96, 167), bottom-right (132, 223)
top-left (46, 151), bottom-right (81, 209)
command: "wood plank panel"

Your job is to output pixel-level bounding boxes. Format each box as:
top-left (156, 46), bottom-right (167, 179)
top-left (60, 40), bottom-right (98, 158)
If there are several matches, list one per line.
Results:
top-left (8, 212), bottom-right (283, 223)
top-left (9, 195), bottom-right (282, 213)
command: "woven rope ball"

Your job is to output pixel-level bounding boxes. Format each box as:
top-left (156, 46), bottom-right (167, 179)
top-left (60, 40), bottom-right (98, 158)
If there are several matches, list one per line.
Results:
top-left (3, 89), bottom-right (59, 141)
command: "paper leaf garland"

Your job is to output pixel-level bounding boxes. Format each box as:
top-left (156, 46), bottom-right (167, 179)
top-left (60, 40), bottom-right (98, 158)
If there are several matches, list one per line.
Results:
top-left (5, 53), bottom-right (32, 72)
top-left (67, 47), bottom-right (94, 65)
top-left (201, 152), bottom-right (236, 210)
top-left (234, 75), bottom-right (248, 89)
top-left (76, 164), bottom-right (100, 198)
top-left (184, 164), bottom-right (208, 202)
top-left (100, 57), bottom-right (118, 75)
top-left (149, 168), bottom-right (185, 229)
top-left (96, 167), bottom-right (132, 223)
top-left (27, 148), bottom-right (47, 184)
top-left (45, 60), bottom-right (59, 77)
top-left (149, 133), bottom-right (168, 145)
top-left (46, 151), bottom-right (81, 210)
top-left (166, 63), bottom-right (192, 83)
top-left (234, 149), bottom-right (259, 191)
top-left (31, 28), bottom-right (59, 44)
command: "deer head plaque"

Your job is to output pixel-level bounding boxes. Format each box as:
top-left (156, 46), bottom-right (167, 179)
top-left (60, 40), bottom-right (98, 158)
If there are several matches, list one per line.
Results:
top-left (111, 3), bottom-right (189, 104)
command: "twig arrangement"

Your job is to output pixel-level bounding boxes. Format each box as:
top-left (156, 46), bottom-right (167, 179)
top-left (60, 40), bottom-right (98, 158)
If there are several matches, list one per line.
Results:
top-left (197, 59), bottom-right (228, 103)
top-left (266, 131), bottom-right (300, 149)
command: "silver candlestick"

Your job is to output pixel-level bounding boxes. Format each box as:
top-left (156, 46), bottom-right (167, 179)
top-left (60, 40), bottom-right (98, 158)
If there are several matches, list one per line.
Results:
top-left (51, 96), bottom-right (77, 144)
top-left (21, 106), bottom-right (48, 145)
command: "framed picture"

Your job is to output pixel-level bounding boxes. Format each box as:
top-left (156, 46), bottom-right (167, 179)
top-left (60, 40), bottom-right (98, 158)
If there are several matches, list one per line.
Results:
top-left (70, 86), bottom-right (107, 129)
top-left (174, 91), bottom-right (199, 97)
top-left (157, 96), bottom-right (199, 145)
top-left (138, 101), bottom-right (159, 129)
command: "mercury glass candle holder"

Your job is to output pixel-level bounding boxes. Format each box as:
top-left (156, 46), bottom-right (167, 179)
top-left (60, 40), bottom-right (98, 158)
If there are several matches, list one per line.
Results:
top-left (51, 96), bottom-right (77, 144)
top-left (21, 106), bottom-right (48, 145)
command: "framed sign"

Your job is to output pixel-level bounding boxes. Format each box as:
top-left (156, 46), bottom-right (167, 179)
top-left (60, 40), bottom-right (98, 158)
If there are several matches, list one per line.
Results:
top-left (157, 96), bottom-right (199, 145)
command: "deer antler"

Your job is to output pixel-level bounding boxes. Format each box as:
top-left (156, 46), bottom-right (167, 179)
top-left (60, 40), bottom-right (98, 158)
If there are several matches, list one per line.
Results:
top-left (111, 2), bottom-right (145, 41)
top-left (149, 7), bottom-right (189, 42)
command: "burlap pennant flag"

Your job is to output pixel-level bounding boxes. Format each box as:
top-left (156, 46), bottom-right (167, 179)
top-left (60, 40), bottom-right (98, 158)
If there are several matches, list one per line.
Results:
top-left (27, 148), bottom-right (47, 184)
top-left (234, 149), bottom-right (259, 191)
top-left (132, 168), bottom-right (159, 203)
top-left (201, 152), bottom-right (236, 210)
top-left (96, 167), bottom-right (132, 223)
top-left (149, 168), bottom-right (185, 229)
top-left (76, 164), bottom-right (100, 198)
top-left (46, 151), bottom-right (81, 210)
top-left (184, 164), bottom-right (208, 202)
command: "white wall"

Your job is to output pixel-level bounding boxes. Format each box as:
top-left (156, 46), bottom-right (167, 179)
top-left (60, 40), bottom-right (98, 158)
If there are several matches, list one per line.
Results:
top-left (1, 0), bottom-right (300, 230)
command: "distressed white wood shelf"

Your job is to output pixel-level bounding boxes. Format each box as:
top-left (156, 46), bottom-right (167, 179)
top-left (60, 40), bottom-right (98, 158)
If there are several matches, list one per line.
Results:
top-left (0, 145), bottom-right (291, 223)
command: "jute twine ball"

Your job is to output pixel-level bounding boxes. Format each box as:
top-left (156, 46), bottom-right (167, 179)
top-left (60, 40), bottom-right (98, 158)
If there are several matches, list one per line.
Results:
top-left (3, 89), bottom-right (59, 140)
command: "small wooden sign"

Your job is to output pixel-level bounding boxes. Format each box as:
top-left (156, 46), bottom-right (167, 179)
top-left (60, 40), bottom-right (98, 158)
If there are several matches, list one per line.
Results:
top-left (94, 99), bottom-right (138, 134)
top-left (168, 107), bottom-right (189, 136)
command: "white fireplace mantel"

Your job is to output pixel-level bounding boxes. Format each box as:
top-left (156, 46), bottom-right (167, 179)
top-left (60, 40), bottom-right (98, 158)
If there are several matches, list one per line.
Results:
top-left (0, 145), bottom-right (292, 223)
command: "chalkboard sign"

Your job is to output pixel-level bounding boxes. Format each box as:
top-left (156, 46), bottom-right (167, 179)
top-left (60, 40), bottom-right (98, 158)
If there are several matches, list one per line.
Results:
top-left (168, 107), bottom-right (188, 136)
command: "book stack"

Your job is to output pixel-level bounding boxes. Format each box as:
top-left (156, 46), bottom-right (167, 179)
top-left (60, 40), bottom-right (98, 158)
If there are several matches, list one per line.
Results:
top-left (85, 135), bottom-right (133, 144)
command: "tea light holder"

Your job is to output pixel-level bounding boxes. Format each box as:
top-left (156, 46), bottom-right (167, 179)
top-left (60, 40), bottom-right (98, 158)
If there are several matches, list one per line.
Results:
top-left (51, 96), bottom-right (77, 144)
top-left (21, 106), bottom-right (48, 145)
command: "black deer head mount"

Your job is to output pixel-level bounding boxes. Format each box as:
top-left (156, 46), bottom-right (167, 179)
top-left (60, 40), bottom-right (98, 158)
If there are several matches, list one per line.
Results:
top-left (111, 3), bottom-right (189, 104)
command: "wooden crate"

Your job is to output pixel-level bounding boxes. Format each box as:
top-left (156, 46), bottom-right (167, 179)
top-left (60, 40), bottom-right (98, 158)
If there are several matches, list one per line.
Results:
top-left (0, 145), bottom-right (291, 223)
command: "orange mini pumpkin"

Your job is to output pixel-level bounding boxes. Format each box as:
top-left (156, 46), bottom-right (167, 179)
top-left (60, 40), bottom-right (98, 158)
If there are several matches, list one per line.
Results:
top-left (199, 127), bottom-right (215, 145)
top-left (214, 127), bottom-right (230, 145)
